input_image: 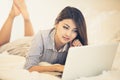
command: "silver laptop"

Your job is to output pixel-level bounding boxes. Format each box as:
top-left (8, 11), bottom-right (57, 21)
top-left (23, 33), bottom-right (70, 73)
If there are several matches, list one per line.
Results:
top-left (62, 43), bottom-right (119, 80)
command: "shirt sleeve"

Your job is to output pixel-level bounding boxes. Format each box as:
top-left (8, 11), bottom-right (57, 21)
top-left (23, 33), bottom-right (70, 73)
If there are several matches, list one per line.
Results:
top-left (24, 31), bottom-right (44, 69)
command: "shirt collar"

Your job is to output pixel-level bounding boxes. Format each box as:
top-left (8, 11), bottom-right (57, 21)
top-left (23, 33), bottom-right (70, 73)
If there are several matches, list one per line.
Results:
top-left (58, 43), bottom-right (69, 52)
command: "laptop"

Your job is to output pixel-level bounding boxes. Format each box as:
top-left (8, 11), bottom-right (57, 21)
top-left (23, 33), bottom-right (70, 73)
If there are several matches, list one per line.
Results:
top-left (62, 43), bottom-right (119, 80)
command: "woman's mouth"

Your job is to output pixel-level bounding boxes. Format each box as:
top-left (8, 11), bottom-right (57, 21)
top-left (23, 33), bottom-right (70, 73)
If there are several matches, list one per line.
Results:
top-left (63, 36), bottom-right (70, 41)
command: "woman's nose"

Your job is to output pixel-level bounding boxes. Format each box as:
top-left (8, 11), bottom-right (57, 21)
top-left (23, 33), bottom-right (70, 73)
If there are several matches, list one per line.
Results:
top-left (66, 31), bottom-right (72, 37)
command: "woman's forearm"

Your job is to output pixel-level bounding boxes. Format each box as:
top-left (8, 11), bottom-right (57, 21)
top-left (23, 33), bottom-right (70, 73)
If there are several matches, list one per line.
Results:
top-left (28, 65), bottom-right (64, 72)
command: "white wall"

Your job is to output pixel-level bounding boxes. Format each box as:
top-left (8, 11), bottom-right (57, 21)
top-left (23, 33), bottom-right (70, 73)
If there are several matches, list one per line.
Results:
top-left (0, 0), bottom-right (120, 43)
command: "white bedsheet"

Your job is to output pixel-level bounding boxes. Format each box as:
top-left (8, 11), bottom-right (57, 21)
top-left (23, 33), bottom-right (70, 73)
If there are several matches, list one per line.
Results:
top-left (0, 52), bottom-right (61, 80)
top-left (0, 52), bottom-right (120, 80)
top-left (75, 71), bottom-right (120, 80)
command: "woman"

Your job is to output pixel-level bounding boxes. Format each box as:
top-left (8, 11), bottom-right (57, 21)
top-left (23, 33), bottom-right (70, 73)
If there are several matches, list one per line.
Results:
top-left (0, 0), bottom-right (34, 46)
top-left (24, 6), bottom-right (88, 73)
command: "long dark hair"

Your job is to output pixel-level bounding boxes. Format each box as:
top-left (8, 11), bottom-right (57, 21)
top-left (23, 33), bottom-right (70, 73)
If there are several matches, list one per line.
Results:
top-left (55, 6), bottom-right (88, 45)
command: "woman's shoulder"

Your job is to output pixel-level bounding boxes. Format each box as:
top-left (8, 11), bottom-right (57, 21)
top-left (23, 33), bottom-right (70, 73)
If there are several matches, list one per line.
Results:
top-left (41, 28), bottom-right (54, 34)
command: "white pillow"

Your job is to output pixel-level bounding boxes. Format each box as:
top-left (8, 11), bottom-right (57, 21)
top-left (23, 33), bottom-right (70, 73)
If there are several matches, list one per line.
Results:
top-left (88, 11), bottom-right (120, 44)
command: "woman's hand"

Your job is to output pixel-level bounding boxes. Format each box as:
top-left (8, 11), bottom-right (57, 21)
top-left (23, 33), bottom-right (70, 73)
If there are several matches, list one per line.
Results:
top-left (71, 39), bottom-right (82, 47)
top-left (53, 64), bottom-right (64, 72)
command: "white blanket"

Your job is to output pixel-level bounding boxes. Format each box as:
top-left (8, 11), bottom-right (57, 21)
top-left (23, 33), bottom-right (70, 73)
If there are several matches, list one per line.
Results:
top-left (0, 52), bottom-right (120, 80)
top-left (75, 71), bottom-right (120, 80)
top-left (0, 52), bottom-right (61, 80)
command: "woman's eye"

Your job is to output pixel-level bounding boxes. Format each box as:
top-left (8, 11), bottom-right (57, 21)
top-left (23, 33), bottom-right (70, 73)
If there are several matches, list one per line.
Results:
top-left (73, 29), bottom-right (77, 33)
top-left (63, 26), bottom-right (69, 29)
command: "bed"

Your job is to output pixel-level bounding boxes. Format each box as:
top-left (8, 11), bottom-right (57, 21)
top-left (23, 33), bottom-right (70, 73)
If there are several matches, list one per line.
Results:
top-left (0, 37), bottom-right (120, 80)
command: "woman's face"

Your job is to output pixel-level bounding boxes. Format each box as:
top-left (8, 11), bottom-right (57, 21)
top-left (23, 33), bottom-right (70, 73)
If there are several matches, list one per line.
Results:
top-left (55, 19), bottom-right (77, 45)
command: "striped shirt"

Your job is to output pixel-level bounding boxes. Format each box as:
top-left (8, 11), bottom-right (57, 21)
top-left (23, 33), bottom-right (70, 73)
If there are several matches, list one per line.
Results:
top-left (24, 28), bottom-right (70, 69)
